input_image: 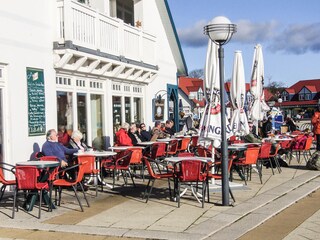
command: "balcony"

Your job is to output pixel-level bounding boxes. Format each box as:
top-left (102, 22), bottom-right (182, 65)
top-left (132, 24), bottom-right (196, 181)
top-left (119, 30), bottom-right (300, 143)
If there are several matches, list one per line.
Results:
top-left (55, 0), bottom-right (157, 67)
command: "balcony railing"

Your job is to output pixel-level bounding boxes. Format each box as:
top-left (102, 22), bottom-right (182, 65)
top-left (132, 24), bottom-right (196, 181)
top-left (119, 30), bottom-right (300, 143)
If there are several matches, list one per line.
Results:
top-left (56, 0), bottom-right (157, 66)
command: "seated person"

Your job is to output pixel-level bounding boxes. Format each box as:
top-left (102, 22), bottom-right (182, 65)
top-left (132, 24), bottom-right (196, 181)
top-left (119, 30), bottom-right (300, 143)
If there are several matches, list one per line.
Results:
top-left (115, 122), bottom-right (133, 146)
top-left (57, 124), bottom-right (70, 146)
top-left (243, 121), bottom-right (262, 144)
top-left (68, 130), bottom-right (90, 151)
top-left (42, 129), bottom-right (78, 167)
top-left (150, 121), bottom-right (169, 141)
top-left (128, 123), bottom-right (143, 146)
top-left (164, 120), bottom-right (175, 137)
top-left (139, 123), bottom-right (151, 141)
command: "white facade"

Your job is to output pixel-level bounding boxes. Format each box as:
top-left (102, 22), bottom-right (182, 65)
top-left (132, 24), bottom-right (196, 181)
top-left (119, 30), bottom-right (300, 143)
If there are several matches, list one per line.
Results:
top-left (0, 0), bottom-right (186, 166)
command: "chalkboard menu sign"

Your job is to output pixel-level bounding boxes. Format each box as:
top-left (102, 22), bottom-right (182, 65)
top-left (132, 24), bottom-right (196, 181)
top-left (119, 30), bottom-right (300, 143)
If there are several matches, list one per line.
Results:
top-left (27, 68), bottom-right (46, 136)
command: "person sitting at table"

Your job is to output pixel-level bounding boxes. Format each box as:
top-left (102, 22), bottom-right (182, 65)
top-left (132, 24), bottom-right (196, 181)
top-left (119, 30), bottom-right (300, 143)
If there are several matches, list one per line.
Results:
top-left (68, 130), bottom-right (90, 151)
top-left (57, 124), bottom-right (70, 146)
top-left (150, 120), bottom-right (169, 141)
top-left (164, 120), bottom-right (175, 137)
top-left (139, 123), bottom-right (152, 141)
top-left (243, 121), bottom-right (262, 144)
top-left (128, 123), bottom-right (143, 146)
top-left (115, 122), bottom-right (133, 146)
top-left (42, 129), bottom-right (78, 168)
top-left (285, 117), bottom-right (297, 132)
top-left (262, 116), bottom-right (273, 137)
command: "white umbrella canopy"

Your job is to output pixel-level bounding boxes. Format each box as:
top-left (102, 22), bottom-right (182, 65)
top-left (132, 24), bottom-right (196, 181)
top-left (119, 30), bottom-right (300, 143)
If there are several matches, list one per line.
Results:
top-left (199, 40), bottom-right (232, 147)
top-left (230, 51), bottom-right (249, 136)
top-left (250, 44), bottom-right (270, 122)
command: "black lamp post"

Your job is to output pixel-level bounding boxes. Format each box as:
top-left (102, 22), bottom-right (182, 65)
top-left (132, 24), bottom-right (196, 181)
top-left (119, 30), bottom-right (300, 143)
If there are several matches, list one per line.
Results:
top-left (204, 16), bottom-right (236, 206)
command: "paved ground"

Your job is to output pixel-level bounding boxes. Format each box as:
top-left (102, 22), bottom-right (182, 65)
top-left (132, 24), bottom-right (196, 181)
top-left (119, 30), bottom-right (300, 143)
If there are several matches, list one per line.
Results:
top-left (0, 154), bottom-right (319, 240)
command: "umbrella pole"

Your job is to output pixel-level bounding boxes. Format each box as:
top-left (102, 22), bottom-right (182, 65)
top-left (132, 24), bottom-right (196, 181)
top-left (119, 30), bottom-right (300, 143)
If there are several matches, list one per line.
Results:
top-left (211, 140), bottom-right (215, 185)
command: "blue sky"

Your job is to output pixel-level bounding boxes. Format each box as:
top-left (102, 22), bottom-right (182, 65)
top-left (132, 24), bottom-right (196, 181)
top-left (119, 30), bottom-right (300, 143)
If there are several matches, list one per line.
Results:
top-left (167, 0), bottom-right (320, 87)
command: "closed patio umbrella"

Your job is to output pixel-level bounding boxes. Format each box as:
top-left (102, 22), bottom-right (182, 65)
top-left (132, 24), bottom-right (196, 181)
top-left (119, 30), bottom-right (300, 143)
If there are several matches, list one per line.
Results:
top-left (199, 40), bottom-right (232, 147)
top-left (230, 51), bottom-right (249, 136)
top-left (249, 44), bottom-right (270, 133)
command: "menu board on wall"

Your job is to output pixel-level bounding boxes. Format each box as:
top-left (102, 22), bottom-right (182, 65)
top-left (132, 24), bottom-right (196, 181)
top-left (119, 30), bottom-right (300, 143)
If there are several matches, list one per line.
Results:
top-left (27, 67), bottom-right (46, 136)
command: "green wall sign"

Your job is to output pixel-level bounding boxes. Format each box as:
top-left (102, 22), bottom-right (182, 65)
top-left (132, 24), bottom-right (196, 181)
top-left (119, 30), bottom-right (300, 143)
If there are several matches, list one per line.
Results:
top-left (27, 67), bottom-right (46, 136)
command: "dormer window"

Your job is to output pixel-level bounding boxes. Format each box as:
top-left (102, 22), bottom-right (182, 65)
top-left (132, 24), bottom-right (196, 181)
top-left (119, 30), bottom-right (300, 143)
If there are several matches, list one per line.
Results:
top-left (282, 92), bottom-right (289, 101)
top-left (197, 88), bottom-right (203, 101)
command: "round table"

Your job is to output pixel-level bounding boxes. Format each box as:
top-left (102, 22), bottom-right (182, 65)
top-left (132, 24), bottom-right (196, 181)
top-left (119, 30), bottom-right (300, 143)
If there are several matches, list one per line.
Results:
top-left (137, 141), bottom-right (155, 146)
top-left (164, 156), bottom-right (212, 163)
top-left (16, 160), bottom-right (60, 168)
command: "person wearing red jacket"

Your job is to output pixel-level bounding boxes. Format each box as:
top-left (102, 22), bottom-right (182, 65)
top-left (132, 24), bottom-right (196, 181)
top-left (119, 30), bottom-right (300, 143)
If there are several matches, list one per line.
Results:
top-left (115, 122), bottom-right (133, 146)
top-left (311, 106), bottom-right (320, 151)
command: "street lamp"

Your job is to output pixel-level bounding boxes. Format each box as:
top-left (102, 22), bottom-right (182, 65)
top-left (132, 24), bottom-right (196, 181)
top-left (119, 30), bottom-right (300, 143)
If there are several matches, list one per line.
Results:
top-left (278, 97), bottom-right (283, 110)
top-left (204, 16), bottom-right (236, 206)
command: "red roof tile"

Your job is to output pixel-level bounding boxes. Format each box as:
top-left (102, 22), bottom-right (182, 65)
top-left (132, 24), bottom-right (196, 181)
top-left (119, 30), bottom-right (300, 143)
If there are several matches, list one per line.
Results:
top-left (178, 76), bottom-right (204, 96)
top-left (287, 79), bottom-right (320, 92)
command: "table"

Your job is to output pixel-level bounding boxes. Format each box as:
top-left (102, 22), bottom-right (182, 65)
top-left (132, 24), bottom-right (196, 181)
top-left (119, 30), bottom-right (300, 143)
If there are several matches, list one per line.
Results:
top-left (16, 161), bottom-right (60, 211)
top-left (109, 146), bottom-right (144, 151)
top-left (137, 141), bottom-right (155, 146)
top-left (74, 151), bottom-right (117, 188)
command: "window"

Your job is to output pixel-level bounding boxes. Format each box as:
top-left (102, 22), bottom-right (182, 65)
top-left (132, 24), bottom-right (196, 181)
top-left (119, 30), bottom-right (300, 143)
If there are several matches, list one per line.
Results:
top-left (133, 97), bottom-right (142, 123)
top-left (305, 93), bottom-right (311, 100)
top-left (91, 94), bottom-right (103, 140)
top-left (116, 0), bottom-right (134, 25)
top-left (57, 91), bottom-right (73, 131)
top-left (125, 97), bottom-right (131, 123)
top-left (77, 93), bottom-right (87, 141)
top-left (113, 96), bottom-right (122, 131)
top-left (299, 94), bottom-right (304, 100)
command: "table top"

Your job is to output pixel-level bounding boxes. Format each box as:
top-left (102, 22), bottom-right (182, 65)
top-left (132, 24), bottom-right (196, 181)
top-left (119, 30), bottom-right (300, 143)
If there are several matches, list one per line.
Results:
top-left (16, 161), bottom-right (60, 168)
top-left (164, 156), bottom-right (212, 163)
top-left (74, 151), bottom-right (117, 157)
top-left (231, 143), bottom-right (261, 147)
top-left (109, 146), bottom-right (144, 151)
top-left (227, 145), bottom-right (248, 151)
top-left (137, 141), bottom-right (155, 146)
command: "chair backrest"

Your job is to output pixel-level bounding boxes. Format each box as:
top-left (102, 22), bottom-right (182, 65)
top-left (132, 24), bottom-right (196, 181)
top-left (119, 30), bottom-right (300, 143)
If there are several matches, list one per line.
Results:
top-left (15, 166), bottom-right (39, 190)
top-left (304, 136), bottom-right (314, 150)
top-left (258, 142), bottom-right (272, 159)
top-left (178, 138), bottom-right (191, 152)
top-left (167, 140), bottom-right (179, 154)
top-left (128, 148), bottom-right (143, 164)
top-left (280, 139), bottom-right (293, 149)
top-left (243, 147), bottom-right (260, 165)
top-left (178, 160), bottom-right (206, 182)
top-left (39, 156), bottom-right (58, 161)
top-left (197, 146), bottom-right (211, 158)
top-left (143, 158), bottom-right (157, 179)
top-left (151, 143), bottom-right (166, 159)
top-left (191, 136), bottom-right (199, 147)
top-left (178, 152), bottom-right (195, 157)
top-left (77, 155), bottom-right (96, 174)
top-left (75, 157), bottom-right (89, 182)
top-left (115, 150), bottom-right (133, 168)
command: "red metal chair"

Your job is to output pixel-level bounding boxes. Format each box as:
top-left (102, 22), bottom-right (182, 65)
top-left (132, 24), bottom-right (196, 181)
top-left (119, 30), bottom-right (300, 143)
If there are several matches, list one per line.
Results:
top-left (188, 135), bottom-right (199, 152)
top-left (53, 159), bottom-right (90, 212)
top-left (103, 150), bottom-right (135, 189)
top-left (174, 160), bottom-right (209, 208)
top-left (128, 148), bottom-right (144, 180)
top-left (233, 147), bottom-right (261, 185)
top-left (177, 137), bottom-right (191, 153)
top-left (290, 136), bottom-right (313, 164)
top-left (142, 149), bottom-right (174, 203)
top-left (257, 142), bottom-right (275, 175)
top-left (0, 162), bottom-right (16, 203)
top-left (13, 166), bottom-right (49, 219)
top-left (78, 155), bottom-right (99, 196)
top-left (196, 146), bottom-right (212, 158)
top-left (166, 140), bottom-right (179, 156)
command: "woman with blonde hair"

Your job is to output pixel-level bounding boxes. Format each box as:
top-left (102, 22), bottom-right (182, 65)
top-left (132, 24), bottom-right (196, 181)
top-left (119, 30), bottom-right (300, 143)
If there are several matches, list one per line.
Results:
top-left (68, 130), bottom-right (90, 151)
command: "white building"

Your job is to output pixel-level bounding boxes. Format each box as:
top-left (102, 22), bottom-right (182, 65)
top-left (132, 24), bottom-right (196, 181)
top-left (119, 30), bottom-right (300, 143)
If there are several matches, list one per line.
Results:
top-left (0, 0), bottom-right (187, 165)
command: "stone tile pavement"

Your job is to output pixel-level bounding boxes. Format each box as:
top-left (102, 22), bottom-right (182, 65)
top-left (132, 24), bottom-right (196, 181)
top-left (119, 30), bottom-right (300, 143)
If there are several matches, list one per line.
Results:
top-left (0, 156), bottom-right (319, 240)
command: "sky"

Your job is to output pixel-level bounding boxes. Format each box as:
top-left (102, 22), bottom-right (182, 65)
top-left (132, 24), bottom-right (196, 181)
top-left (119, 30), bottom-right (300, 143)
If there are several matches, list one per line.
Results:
top-left (166, 0), bottom-right (320, 87)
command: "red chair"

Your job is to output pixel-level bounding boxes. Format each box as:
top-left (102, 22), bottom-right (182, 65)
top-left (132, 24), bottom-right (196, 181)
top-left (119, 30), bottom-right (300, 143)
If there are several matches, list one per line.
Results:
top-left (142, 150), bottom-right (174, 203)
top-left (78, 155), bottom-right (99, 197)
top-left (166, 140), bottom-right (179, 156)
top-left (103, 150), bottom-right (135, 189)
top-left (233, 147), bottom-right (261, 185)
top-left (290, 136), bottom-right (313, 164)
top-left (177, 137), bottom-right (191, 153)
top-left (0, 162), bottom-right (16, 203)
top-left (188, 135), bottom-right (199, 152)
top-left (53, 159), bottom-right (90, 212)
top-left (257, 142), bottom-right (275, 175)
top-left (128, 148), bottom-right (144, 179)
top-left (196, 146), bottom-right (212, 158)
top-left (13, 166), bottom-right (49, 219)
top-left (147, 143), bottom-right (167, 161)
top-left (174, 160), bottom-right (209, 208)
